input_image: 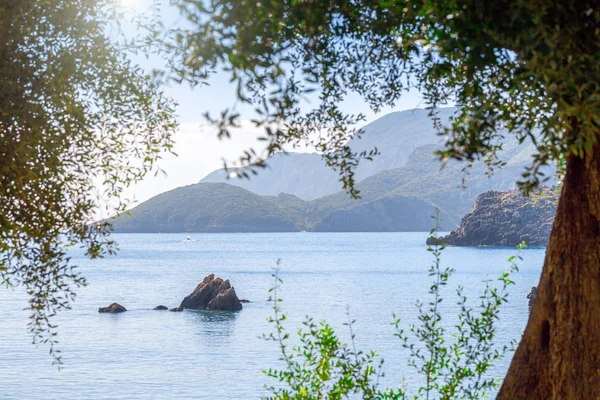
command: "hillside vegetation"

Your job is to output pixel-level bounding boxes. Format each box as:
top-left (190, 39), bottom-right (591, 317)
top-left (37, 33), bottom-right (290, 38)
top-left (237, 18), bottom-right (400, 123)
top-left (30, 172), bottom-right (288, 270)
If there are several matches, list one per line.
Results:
top-left (112, 183), bottom-right (308, 232)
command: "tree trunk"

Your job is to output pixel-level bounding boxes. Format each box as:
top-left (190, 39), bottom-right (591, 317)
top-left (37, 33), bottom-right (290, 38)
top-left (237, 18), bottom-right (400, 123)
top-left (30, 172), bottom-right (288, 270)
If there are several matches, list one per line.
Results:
top-left (499, 139), bottom-right (600, 398)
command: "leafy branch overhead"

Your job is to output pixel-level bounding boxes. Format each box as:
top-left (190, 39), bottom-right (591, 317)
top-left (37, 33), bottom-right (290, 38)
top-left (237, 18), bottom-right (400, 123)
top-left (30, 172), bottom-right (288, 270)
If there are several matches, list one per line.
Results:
top-left (161, 0), bottom-right (598, 195)
top-left (0, 0), bottom-right (177, 363)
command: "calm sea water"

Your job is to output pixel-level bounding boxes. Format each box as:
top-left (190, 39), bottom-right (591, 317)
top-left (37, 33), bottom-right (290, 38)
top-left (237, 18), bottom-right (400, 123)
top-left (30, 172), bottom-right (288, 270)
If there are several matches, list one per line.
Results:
top-left (0, 233), bottom-right (544, 399)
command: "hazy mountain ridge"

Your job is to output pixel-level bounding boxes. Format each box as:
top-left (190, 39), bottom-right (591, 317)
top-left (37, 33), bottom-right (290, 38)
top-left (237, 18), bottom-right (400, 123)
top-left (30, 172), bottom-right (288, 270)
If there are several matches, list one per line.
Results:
top-left (200, 108), bottom-right (455, 200)
top-left (113, 108), bottom-right (556, 233)
top-left (200, 153), bottom-right (341, 201)
top-left (111, 179), bottom-right (443, 233)
top-left (112, 145), bottom-right (541, 233)
top-left (300, 143), bottom-right (537, 227)
top-left (200, 107), bottom-right (548, 204)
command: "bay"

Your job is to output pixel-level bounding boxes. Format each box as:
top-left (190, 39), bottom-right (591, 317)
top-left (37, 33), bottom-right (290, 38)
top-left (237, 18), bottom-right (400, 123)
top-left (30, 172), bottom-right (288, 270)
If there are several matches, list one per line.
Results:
top-left (0, 232), bottom-right (544, 399)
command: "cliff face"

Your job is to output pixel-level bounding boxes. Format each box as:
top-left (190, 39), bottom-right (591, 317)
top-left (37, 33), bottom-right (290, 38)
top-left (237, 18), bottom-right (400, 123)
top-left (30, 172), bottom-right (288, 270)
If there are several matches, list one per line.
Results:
top-left (435, 187), bottom-right (559, 247)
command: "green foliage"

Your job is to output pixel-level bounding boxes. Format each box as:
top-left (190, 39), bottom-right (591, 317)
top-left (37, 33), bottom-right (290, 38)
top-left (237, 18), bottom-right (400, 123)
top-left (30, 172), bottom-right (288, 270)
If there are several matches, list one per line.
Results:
top-left (528, 186), bottom-right (560, 207)
top-left (263, 220), bottom-right (523, 399)
top-left (0, 0), bottom-right (177, 363)
top-left (263, 260), bottom-right (381, 400)
top-left (387, 226), bottom-right (522, 399)
top-left (158, 0), bottom-right (596, 196)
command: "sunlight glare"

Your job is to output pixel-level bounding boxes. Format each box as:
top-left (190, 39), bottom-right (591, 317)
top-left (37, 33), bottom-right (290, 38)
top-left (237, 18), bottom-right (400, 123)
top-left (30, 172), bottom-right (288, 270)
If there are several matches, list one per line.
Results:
top-left (117, 0), bottom-right (140, 11)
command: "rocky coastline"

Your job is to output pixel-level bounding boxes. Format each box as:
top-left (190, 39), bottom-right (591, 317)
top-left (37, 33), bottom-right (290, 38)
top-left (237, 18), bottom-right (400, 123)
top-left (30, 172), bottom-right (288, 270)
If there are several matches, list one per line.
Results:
top-left (428, 187), bottom-right (558, 247)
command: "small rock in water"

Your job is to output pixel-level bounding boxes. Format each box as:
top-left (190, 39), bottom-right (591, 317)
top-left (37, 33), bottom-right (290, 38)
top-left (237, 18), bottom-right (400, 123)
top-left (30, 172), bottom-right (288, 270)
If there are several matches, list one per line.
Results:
top-left (239, 299), bottom-right (250, 303)
top-left (99, 303), bottom-right (127, 313)
top-left (426, 236), bottom-right (441, 246)
top-left (169, 307), bottom-right (182, 312)
top-left (153, 305), bottom-right (168, 311)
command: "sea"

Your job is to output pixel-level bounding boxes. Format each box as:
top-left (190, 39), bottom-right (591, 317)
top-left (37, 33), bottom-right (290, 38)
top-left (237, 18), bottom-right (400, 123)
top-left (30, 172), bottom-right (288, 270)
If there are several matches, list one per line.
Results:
top-left (0, 232), bottom-right (544, 399)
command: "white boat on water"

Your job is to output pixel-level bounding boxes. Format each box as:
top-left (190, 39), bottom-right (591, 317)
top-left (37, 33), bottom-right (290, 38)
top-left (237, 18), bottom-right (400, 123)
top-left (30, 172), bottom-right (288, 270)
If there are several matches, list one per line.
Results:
top-left (183, 236), bottom-right (195, 242)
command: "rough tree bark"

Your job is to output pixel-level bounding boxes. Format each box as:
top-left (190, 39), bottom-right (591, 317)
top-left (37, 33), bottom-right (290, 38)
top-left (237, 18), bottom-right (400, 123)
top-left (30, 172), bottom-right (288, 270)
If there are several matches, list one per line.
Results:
top-left (499, 136), bottom-right (600, 398)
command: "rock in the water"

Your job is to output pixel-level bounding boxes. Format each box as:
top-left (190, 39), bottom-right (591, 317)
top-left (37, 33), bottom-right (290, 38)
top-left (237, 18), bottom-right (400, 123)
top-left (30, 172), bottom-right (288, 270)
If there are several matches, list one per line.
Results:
top-left (153, 305), bottom-right (168, 310)
top-left (240, 299), bottom-right (250, 303)
top-left (434, 187), bottom-right (558, 247)
top-left (169, 307), bottom-right (182, 312)
top-left (426, 236), bottom-right (441, 246)
top-left (99, 303), bottom-right (127, 313)
top-left (207, 281), bottom-right (243, 311)
top-left (179, 274), bottom-right (243, 311)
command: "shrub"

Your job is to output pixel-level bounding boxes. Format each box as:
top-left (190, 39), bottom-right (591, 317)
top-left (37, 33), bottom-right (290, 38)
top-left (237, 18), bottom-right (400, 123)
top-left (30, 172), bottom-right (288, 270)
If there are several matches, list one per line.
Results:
top-left (263, 222), bottom-right (523, 399)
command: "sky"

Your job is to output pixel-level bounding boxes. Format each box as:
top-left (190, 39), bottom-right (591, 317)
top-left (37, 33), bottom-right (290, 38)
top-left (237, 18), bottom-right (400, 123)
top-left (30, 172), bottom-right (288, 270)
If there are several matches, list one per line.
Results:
top-left (114, 0), bottom-right (426, 209)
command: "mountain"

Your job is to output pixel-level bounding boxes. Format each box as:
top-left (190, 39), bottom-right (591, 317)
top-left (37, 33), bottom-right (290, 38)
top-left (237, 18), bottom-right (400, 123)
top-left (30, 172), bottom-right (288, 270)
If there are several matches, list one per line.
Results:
top-left (304, 143), bottom-right (537, 228)
top-left (112, 143), bottom-right (552, 233)
top-left (200, 108), bottom-right (454, 200)
top-left (113, 108), bottom-right (557, 233)
top-left (111, 181), bottom-right (441, 233)
top-left (111, 183), bottom-right (309, 233)
top-left (200, 152), bottom-right (341, 201)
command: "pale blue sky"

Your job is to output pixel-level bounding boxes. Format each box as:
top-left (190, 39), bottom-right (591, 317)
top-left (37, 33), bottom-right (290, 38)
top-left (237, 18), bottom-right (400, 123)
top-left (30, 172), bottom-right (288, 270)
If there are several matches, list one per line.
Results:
top-left (115, 0), bottom-right (426, 208)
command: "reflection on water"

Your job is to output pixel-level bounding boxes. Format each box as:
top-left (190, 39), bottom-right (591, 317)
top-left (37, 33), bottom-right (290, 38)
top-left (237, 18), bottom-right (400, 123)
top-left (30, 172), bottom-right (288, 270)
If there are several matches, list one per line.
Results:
top-left (185, 309), bottom-right (240, 339)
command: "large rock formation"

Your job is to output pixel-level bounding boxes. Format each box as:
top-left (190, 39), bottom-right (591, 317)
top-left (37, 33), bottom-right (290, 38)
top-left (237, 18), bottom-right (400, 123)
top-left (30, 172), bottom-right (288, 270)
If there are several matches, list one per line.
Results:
top-left (431, 187), bottom-right (558, 246)
top-left (98, 303), bottom-right (127, 313)
top-left (178, 274), bottom-right (242, 311)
